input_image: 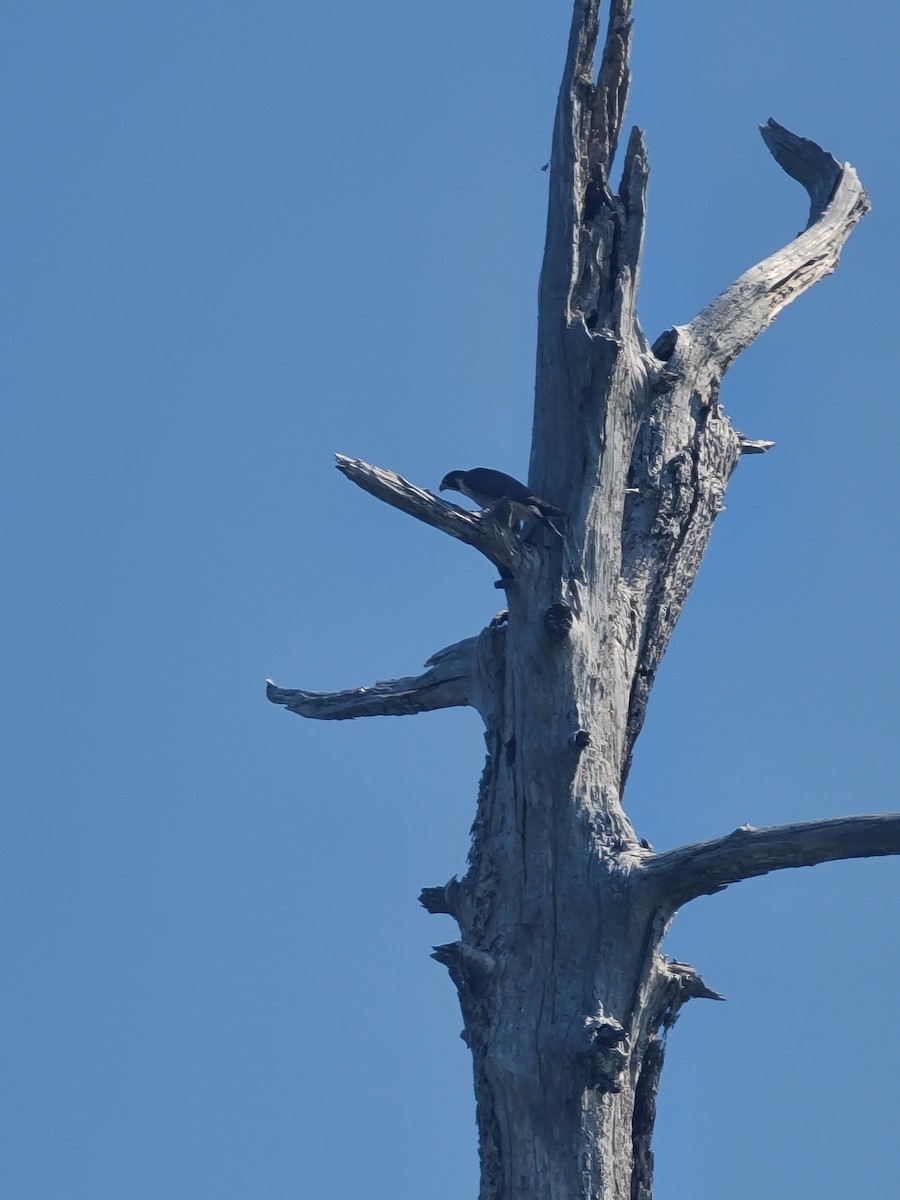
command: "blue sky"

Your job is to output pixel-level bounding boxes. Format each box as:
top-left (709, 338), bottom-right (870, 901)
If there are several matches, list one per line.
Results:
top-left (2, 2), bottom-right (898, 1197)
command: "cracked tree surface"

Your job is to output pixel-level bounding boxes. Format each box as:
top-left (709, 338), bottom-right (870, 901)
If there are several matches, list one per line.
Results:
top-left (267, 3), bottom-right (893, 1198)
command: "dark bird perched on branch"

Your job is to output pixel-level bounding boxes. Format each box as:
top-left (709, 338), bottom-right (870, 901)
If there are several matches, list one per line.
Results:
top-left (439, 468), bottom-right (566, 535)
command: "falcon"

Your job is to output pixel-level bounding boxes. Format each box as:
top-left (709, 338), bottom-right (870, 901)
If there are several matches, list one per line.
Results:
top-left (439, 468), bottom-right (566, 532)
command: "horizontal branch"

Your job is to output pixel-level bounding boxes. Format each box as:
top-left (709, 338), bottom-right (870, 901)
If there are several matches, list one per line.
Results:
top-left (738, 437), bottom-right (775, 455)
top-left (335, 455), bottom-right (525, 577)
top-left (650, 813), bottom-right (900, 910)
top-left (682, 119), bottom-right (870, 374)
top-left (266, 637), bottom-right (477, 721)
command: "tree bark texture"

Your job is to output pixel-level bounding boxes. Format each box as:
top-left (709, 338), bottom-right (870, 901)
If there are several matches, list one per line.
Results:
top-left (267, 3), bottom-right (891, 1198)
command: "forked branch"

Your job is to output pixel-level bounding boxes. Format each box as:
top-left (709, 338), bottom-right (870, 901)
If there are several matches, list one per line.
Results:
top-left (541, 0), bottom-right (644, 329)
top-left (266, 638), bottom-right (477, 721)
top-left (650, 813), bottom-right (900, 911)
top-left (335, 456), bottom-right (525, 578)
top-left (592, 0), bottom-right (634, 171)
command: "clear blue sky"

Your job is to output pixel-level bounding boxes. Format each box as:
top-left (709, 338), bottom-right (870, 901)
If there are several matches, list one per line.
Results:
top-left (3, 2), bottom-right (898, 1197)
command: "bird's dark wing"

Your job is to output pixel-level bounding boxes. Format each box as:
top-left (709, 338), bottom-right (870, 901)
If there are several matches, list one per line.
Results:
top-left (459, 468), bottom-right (566, 521)
top-left (463, 469), bottom-right (533, 505)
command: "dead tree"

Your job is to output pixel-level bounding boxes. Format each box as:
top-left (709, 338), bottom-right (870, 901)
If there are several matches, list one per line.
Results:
top-left (268, 2), bottom-right (900, 1196)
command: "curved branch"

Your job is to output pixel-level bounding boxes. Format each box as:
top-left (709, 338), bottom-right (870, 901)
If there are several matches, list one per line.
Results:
top-left (618, 125), bottom-right (869, 784)
top-left (266, 638), bottom-right (477, 721)
top-left (683, 120), bottom-right (870, 374)
top-left (335, 455), bottom-right (525, 578)
top-left (649, 813), bottom-right (900, 911)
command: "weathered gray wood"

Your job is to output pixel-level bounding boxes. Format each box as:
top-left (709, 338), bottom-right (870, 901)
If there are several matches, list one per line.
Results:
top-left (650, 814), bottom-right (900, 910)
top-left (683, 120), bottom-right (869, 374)
top-left (267, 2), bottom-right (888, 1198)
top-left (334, 454), bottom-right (527, 578)
top-left (739, 437), bottom-right (776, 454)
top-left (266, 638), bottom-right (478, 720)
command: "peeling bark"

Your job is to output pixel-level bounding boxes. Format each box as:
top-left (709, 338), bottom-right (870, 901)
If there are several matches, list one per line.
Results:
top-left (267, 2), bottom-right (886, 1197)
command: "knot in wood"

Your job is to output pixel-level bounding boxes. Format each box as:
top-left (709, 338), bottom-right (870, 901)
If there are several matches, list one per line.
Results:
top-left (583, 1016), bottom-right (630, 1092)
top-left (432, 941), bottom-right (495, 1000)
top-left (543, 601), bottom-right (574, 642)
top-left (585, 1015), bottom-right (628, 1048)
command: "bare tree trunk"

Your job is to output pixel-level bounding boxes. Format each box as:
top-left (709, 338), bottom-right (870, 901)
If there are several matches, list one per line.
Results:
top-left (268, 3), bottom-right (900, 1197)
